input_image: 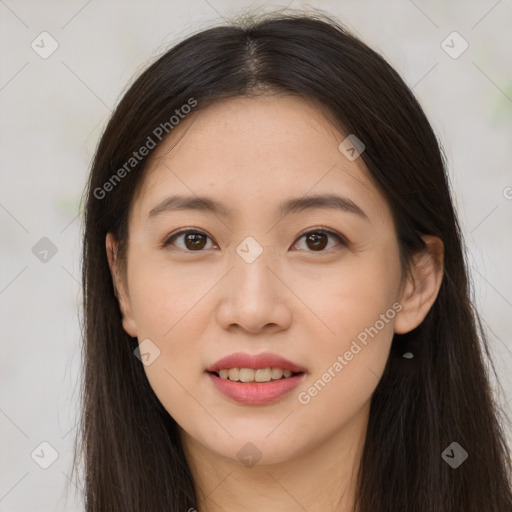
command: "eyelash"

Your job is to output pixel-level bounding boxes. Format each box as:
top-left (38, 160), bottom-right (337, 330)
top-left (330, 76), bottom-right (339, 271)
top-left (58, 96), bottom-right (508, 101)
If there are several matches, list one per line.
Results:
top-left (162, 227), bottom-right (347, 253)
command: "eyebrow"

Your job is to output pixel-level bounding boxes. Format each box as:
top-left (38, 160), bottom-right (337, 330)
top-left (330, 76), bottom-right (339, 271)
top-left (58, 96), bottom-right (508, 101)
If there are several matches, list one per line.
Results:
top-left (146, 193), bottom-right (370, 223)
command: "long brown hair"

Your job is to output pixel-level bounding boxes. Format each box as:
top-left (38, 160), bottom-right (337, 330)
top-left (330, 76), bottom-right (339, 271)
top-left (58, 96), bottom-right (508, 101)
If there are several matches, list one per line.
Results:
top-left (72, 9), bottom-right (512, 511)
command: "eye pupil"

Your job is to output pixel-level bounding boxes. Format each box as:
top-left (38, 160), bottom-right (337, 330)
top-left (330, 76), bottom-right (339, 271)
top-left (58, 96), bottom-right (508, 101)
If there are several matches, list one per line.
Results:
top-left (306, 232), bottom-right (328, 251)
top-left (185, 232), bottom-right (207, 250)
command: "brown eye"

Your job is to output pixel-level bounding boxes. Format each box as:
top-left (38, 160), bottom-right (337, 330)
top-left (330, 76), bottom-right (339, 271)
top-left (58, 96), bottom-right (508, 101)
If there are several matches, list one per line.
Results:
top-left (306, 232), bottom-right (328, 250)
top-left (164, 229), bottom-right (214, 251)
top-left (293, 229), bottom-right (345, 252)
top-left (163, 228), bottom-right (346, 253)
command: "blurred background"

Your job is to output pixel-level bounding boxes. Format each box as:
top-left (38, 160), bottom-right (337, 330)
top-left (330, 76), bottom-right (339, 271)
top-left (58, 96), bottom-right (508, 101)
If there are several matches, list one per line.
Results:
top-left (0, 0), bottom-right (511, 510)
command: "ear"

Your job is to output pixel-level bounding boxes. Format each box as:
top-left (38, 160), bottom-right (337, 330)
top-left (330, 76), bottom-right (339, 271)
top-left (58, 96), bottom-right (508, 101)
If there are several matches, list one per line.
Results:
top-left (106, 232), bottom-right (138, 337)
top-left (394, 235), bottom-right (444, 334)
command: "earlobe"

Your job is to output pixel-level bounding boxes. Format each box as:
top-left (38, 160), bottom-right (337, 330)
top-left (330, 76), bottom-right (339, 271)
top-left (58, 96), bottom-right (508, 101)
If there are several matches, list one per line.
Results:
top-left (105, 233), bottom-right (138, 338)
top-left (394, 235), bottom-right (444, 335)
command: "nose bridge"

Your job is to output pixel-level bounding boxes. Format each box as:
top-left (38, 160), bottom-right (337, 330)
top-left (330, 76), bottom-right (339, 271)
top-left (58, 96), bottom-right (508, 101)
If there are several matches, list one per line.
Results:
top-left (232, 234), bottom-right (277, 298)
top-left (216, 235), bottom-right (290, 332)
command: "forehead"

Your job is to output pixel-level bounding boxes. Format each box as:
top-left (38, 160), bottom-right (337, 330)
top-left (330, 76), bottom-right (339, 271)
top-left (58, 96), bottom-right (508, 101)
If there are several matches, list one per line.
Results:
top-left (130, 94), bottom-right (390, 228)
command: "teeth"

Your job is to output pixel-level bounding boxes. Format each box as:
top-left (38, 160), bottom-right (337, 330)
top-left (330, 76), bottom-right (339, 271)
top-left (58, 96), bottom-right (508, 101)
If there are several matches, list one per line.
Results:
top-left (271, 367), bottom-right (283, 379)
top-left (216, 367), bottom-right (297, 383)
top-left (255, 368), bottom-right (271, 382)
top-left (239, 368), bottom-right (254, 382)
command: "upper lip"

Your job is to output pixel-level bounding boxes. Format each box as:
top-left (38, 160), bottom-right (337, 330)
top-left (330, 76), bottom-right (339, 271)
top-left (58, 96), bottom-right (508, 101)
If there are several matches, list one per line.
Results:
top-left (207, 352), bottom-right (306, 373)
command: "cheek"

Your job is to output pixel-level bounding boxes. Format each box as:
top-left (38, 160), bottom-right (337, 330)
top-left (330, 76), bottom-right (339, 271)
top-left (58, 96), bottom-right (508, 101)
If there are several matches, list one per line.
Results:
top-left (294, 243), bottom-right (401, 345)
top-left (127, 250), bottom-right (212, 338)
top-left (292, 245), bottom-right (400, 410)
top-left (294, 303), bottom-right (395, 436)
top-left (126, 255), bottom-right (215, 419)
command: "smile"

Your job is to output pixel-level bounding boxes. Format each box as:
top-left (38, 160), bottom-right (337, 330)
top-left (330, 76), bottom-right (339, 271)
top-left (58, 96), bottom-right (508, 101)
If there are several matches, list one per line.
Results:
top-left (215, 367), bottom-right (297, 382)
top-left (207, 370), bottom-right (306, 405)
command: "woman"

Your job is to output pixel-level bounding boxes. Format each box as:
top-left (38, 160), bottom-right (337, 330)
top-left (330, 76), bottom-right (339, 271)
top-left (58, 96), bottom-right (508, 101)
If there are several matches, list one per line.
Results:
top-left (73, 10), bottom-right (512, 511)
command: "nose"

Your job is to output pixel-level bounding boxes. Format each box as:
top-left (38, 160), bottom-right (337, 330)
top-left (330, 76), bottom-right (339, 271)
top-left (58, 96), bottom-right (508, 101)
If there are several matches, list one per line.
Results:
top-left (215, 247), bottom-right (292, 334)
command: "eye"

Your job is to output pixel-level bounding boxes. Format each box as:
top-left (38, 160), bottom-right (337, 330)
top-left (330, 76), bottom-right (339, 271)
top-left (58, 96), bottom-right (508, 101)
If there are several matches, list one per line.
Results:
top-left (292, 228), bottom-right (346, 252)
top-left (163, 229), bottom-right (216, 251)
top-left (163, 227), bottom-right (347, 253)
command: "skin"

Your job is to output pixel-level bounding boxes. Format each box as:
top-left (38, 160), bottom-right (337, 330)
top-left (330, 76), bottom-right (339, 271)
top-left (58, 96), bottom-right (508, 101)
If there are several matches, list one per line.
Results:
top-left (106, 94), bottom-right (444, 511)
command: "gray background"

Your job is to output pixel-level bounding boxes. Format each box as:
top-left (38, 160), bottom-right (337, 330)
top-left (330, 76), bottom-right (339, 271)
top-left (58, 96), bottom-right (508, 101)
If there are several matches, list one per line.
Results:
top-left (1, 0), bottom-right (511, 510)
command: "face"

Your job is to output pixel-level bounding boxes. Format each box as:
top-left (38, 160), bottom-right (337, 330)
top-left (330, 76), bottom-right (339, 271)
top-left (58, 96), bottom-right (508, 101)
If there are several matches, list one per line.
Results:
top-left (106, 94), bottom-right (436, 467)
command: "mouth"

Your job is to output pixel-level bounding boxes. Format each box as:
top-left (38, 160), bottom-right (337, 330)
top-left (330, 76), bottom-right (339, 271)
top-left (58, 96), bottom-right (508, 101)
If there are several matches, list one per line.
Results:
top-left (208, 367), bottom-right (305, 383)
top-left (206, 368), bottom-right (306, 405)
top-left (206, 352), bottom-right (307, 404)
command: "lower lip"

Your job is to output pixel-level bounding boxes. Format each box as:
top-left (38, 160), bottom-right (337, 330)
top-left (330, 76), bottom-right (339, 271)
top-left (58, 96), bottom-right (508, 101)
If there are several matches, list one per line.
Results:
top-left (207, 372), bottom-right (306, 405)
